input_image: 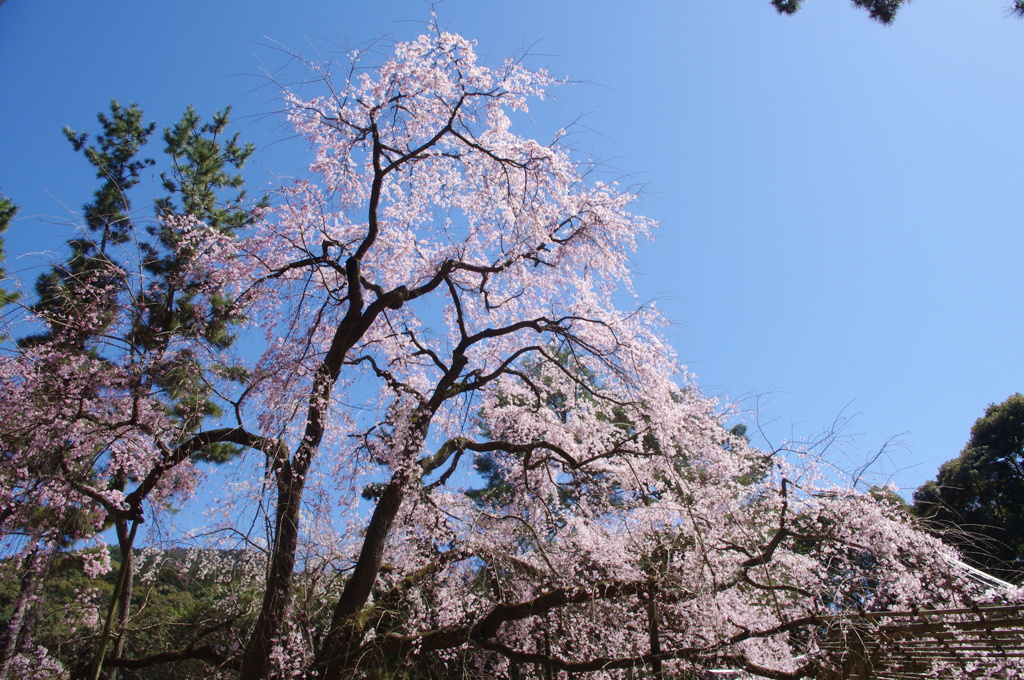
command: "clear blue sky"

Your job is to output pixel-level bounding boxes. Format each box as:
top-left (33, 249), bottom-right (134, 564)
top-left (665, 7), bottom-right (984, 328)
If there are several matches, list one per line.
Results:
top-left (2, 0), bottom-right (1022, 498)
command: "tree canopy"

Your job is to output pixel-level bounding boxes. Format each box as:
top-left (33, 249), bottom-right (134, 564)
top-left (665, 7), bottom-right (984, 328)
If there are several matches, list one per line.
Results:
top-left (771, 0), bottom-right (1024, 24)
top-left (0, 28), bottom-right (1019, 680)
top-left (913, 393), bottom-right (1024, 583)
top-left (0, 191), bottom-right (17, 316)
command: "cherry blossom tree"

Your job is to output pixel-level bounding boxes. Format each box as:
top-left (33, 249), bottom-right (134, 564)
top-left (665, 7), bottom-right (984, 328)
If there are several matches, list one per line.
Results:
top-left (2, 26), bottom-right (1018, 680)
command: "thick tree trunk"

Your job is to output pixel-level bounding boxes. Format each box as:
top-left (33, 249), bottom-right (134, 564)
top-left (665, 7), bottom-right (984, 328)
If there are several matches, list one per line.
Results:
top-left (238, 472), bottom-right (305, 680)
top-left (236, 249), bottom-right (443, 679)
top-left (313, 470), bottom-right (411, 680)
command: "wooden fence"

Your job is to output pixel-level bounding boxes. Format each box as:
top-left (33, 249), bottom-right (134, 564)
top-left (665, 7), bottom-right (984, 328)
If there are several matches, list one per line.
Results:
top-left (814, 604), bottom-right (1024, 679)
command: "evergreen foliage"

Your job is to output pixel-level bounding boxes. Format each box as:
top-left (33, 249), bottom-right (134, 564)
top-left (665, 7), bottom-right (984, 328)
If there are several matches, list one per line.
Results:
top-left (770, 0), bottom-right (905, 23)
top-left (772, 0), bottom-right (1024, 24)
top-left (913, 393), bottom-right (1024, 583)
top-left (0, 191), bottom-right (17, 315)
top-left (63, 102), bottom-right (156, 254)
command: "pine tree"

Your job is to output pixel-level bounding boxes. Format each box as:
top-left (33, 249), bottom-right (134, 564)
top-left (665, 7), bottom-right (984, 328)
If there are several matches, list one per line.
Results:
top-left (3, 101), bottom-right (261, 679)
top-left (772, 0), bottom-right (1024, 24)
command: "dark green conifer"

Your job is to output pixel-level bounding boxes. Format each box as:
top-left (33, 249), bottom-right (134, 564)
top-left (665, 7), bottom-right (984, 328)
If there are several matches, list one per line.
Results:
top-left (0, 191), bottom-right (17, 311)
top-left (63, 101), bottom-right (155, 254)
top-left (913, 394), bottom-right (1024, 583)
